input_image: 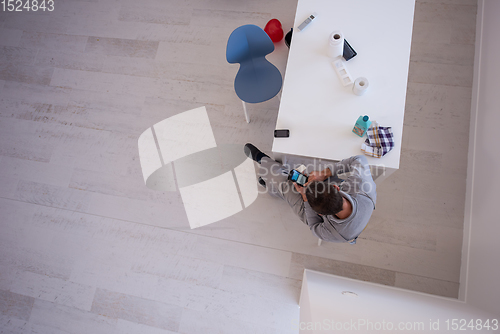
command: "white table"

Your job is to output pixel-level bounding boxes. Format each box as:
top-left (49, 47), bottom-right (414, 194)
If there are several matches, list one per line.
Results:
top-left (273, 0), bottom-right (415, 180)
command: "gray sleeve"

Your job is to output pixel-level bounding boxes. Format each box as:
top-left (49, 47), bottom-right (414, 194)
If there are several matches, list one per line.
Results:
top-left (303, 202), bottom-right (348, 242)
top-left (304, 201), bottom-right (323, 227)
top-left (329, 155), bottom-right (377, 206)
top-left (328, 155), bottom-right (370, 177)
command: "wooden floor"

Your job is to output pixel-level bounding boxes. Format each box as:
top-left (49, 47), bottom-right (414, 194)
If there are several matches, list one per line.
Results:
top-left (0, 0), bottom-right (477, 333)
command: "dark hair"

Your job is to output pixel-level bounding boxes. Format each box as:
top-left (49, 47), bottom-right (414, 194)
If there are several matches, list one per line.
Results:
top-left (305, 182), bottom-right (344, 215)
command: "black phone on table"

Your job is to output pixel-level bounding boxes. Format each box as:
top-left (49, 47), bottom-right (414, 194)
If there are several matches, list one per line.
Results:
top-left (274, 129), bottom-right (290, 138)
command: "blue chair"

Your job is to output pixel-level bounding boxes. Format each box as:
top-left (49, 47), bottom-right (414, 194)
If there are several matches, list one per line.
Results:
top-left (226, 24), bottom-right (283, 123)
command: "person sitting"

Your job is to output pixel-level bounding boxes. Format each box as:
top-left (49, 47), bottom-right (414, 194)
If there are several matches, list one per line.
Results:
top-left (244, 143), bottom-right (376, 243)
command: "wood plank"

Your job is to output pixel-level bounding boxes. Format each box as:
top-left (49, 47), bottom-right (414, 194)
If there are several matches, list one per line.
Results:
top-left (69, 168), bottom-right (171, 204)
top-left (0, 290), bottom-right (34, 321)
top-left (118, 3), bottom-right (192, 25)
top-left (29, 299), bottom-right (118, 334)
top-left (8, 271), bottom-right (96, 311)
top-left (85, 36), bottom-right (160, 59)
top-left (0, 28), bottom-right (23, 47)
top-left (0, 314), bottom-right (31, 333)
top-left (86, 192), bottom-right (188, 228)
top-left (90, 288), bottom-right (182, 332)
top-left (414, 2), bottom-right (477, 24)
top-left (218, 265), bottom-right (301, 305)
top-left (404, 83), bottom-right (472, 133)
top-left (131, 253), bottom-right (225, 289)
top-left (0, 118), bottom-right (55, 162)
top-left (116, 319), bottom-right (179, 334)
top-left (0, 155), bottom-right (73, 187)
top-left (174, 282), bottom-right (299, 329)
top-left (35, 49), bottom-right (105, 72)
top-left (0, 199), bottom-right (75, 280)
top-left (0, 46), bottom-right (37, 65)
top-left (288, 252), bottom-right (396, 286)
top-left (19, 32), bottom-right (88, 52)
top-left (0, 81), bottom-right (73, 105)
top-left (395, 273), bottom-right (459, 298)
top-left (50, 67), bottom-right (236, 104)
top-left (408, 61), bottom-right (474, 87)
top-left (410, 41), bottom-right (475, 66)
top-left (190, 8), bottom-right (272, 28)
top-left (178, 307), bottom-right (297, 334)
top-left (0, 64), bottom-right (54, 86)
top-left (362, 216), bottom-right (438, 251)
top-left (186, 235), bottom-right (293, 277)
top-left (15, 180), bottom-right (93, 212)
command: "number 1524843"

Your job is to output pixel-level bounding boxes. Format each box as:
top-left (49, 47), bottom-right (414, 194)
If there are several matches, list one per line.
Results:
top-left (2, 0), bottom-right (54, 11)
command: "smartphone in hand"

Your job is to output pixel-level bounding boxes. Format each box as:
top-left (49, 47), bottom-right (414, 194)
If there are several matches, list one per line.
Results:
top-left (288, 169), bottom-right (308, 187)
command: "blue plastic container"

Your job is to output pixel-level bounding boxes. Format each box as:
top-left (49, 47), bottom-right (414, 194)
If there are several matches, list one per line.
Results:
top-left (352, 115), bottom-right (371, 137)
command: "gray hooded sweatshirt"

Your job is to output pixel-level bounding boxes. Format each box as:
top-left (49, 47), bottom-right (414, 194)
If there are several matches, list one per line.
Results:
top-left (303, 155), bottom-right (377, 243)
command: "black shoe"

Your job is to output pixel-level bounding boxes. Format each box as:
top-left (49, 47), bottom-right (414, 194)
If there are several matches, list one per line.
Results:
top-left (258, 177), bottom-right (266, 188)
top-left (244, 143), bottom-right (268, 164)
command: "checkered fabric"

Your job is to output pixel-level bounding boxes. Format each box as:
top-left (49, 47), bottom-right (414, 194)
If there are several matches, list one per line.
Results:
top-left (361, 121), bottom-right (394, 158)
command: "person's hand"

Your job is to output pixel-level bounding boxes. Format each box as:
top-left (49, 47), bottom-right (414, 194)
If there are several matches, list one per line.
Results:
top-left (293, 182), bottom-right (308, 202)
top-left (306, 168), bottom-right (332, 186)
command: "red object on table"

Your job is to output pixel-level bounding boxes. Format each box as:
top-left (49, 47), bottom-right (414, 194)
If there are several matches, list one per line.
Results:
top-left (264, 19), bottom-right (284, 43)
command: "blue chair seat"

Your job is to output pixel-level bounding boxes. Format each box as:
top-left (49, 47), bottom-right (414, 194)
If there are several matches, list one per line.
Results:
top-left (227, 24), bottom-right (283, 105)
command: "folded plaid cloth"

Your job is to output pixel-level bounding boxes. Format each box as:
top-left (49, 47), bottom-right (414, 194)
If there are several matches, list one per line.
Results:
top-left (361, 121), bottom-right (394, 158)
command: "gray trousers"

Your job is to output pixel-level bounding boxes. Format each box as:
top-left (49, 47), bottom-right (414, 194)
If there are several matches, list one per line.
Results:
top-left (258, 157), bottom-right (307, 224)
